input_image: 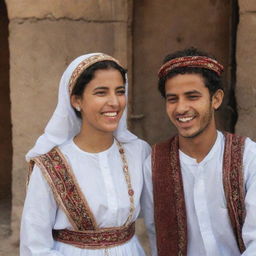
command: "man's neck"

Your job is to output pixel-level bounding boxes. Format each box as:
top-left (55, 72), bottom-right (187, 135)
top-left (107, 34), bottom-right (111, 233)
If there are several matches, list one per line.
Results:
top-left (178, 129), bottom-right (218, 163)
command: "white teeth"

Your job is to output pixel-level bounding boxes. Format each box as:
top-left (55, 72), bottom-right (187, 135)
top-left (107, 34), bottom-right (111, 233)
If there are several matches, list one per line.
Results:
top-left (103, 112), bottom-right (117, 117)
top-left (178, 116), bottom-right (193, 122)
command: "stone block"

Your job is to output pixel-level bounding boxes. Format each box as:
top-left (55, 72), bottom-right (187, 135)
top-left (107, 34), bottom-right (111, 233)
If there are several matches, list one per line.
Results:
top-left (236, 14), bottom-right (256, 115)
top-left (6, 0), bottom-right (128, 21)
top-left (239, 0), bottom-right (256, 13)
top-left (236, 109), bottom-right (256, 140)
top-left (9, 19), bottom-right (128, 239)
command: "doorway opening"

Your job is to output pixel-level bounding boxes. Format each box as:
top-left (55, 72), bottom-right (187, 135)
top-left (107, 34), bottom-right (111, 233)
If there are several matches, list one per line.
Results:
top-left (0, 0), bottom-right (12, 239)
top-left (131, 0), bottom-right (239, 143)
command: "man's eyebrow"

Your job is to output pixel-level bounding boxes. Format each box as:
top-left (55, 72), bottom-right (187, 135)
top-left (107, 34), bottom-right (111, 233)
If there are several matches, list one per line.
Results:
top-left (165, 93), bottom-right (177, 97)
top-left (165, 90), bottom-right (202, 97)
top-left (184, 90), bottom-right (202, 95)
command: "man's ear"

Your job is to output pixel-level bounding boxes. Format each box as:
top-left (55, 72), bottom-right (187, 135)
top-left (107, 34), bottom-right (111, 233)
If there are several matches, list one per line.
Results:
top-left (212, 89), bottom-right (224, 110)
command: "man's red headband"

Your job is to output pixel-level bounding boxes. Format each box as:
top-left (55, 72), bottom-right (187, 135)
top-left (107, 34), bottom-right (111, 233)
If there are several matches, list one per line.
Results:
top-left (158, 56), bottom-right (224, 78)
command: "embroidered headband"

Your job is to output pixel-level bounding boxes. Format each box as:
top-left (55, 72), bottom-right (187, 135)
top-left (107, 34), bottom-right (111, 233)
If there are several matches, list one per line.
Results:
top-left (68, 53), bottom-right (121, 95)
top-left (158, 56), bottom-right (224, 79)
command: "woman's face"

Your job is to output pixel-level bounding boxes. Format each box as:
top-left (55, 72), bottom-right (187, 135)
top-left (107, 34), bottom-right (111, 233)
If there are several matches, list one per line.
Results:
top-left (71, 68), bottom-right (126, 135)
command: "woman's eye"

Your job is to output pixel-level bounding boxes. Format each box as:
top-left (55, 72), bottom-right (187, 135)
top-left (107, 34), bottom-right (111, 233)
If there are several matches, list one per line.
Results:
top-left (95, 91), bottom-right (106, 95)
top-left (116, 90), bottom-right (126, 95)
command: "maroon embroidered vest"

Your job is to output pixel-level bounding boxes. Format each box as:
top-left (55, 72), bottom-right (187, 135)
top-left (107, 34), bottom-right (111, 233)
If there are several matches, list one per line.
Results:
top-left (152, 132), bottom-right (246, 256)
top-left (30, 147), bottom-right (135, 249)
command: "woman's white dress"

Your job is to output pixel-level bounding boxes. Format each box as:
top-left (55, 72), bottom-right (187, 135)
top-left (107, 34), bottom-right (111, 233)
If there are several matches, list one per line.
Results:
top-left (20, 138), bottom-right (151, 256)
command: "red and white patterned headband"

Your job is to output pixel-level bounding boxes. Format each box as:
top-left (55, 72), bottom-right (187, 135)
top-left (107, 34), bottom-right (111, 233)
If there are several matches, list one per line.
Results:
top-left (158, 56), bottom-right (224, 79)
top-left (68, 54), bottom-right (121, 95)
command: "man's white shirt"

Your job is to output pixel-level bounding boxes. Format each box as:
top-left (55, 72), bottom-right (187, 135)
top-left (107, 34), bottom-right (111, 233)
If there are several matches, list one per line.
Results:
top-left (142, 131), bottom-right (256, 256)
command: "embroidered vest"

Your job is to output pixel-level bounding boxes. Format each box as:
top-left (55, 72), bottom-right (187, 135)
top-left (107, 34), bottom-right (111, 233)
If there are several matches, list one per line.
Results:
top-left (152, 132), bottom-right (246, 256)
top-left (29, 147), bottom-right (135, 249)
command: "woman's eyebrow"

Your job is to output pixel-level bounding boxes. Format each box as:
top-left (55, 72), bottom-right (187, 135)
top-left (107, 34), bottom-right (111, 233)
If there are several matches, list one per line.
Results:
top-left (116, 85), bottom-right (125, 89)
top-left (93, 86), bottom-right (108, 91)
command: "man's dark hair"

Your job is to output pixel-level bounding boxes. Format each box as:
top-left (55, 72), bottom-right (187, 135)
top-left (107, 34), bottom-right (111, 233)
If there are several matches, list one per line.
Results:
top-left (71, 60), bottom-right (127, 118)
top-left (158, 47), bottom-right (223, 98)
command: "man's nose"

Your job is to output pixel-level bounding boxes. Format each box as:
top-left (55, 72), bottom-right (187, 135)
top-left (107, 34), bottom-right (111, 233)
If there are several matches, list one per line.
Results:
top-left (175, 99), bottom-right (190, 114)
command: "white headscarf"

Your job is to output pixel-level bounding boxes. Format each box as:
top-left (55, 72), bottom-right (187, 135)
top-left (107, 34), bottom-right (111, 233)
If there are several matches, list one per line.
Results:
top-left (26, 53), bottom-right (137, 161)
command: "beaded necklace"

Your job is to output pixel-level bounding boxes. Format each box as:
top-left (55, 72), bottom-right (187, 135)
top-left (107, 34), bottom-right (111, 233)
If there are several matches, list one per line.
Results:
top-left (104, 139), bottom-right (135, 255)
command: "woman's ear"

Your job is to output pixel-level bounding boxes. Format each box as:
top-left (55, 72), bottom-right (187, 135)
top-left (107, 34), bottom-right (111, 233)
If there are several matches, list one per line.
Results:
top-left (70, 95), bottom-right (81, 111)
top-left (212, 89), bottom-right (224, 110)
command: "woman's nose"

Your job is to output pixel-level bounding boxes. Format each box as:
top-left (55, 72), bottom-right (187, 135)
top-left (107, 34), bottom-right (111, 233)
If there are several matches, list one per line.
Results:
top-left (107, 94), bottom-right (119, 107)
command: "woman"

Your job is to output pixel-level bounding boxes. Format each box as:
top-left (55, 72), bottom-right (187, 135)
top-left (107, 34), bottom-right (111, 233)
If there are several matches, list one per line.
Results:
top-left (20, 53), bottom-right (151, 256)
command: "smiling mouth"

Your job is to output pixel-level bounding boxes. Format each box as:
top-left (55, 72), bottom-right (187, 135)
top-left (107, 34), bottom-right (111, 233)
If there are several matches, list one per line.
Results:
top-left (102, 111), bottom-right (118, 117)
top-left (177, 116), bottom-right (195, 123)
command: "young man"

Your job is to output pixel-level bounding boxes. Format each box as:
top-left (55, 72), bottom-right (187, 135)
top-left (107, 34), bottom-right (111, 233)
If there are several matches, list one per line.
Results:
top-left (142, 48), bottom-right (256, 256)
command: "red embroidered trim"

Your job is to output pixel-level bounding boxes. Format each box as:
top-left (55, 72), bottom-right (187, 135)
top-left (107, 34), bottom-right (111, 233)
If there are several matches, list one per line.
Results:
top-left (53, 222), bottom-right (135, 249)
top-left (169, 136), bottom-right (187, 255)
top-left (152, 133), bottom-right (246, 255)
top-left (223, 133), bottom-right (246, 253)
top-left (31, 143), bottom-right (136, 249)
top-left (152, 137), bottom-right (187, 256)
top-left (158, 56), bottom-right (224, 78)
top-left (34, 147), bottom-right (97, 231)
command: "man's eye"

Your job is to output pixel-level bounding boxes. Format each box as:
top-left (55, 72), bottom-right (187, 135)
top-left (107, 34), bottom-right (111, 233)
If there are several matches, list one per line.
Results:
top-left (188, 95), bottom-right (199, 100)
top-left (167, 98), bottom-right (177, 103)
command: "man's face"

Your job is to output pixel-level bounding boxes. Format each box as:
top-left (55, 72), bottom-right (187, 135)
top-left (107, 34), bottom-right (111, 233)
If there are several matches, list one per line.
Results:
top-left (165, 73), bottom-right (223, 139)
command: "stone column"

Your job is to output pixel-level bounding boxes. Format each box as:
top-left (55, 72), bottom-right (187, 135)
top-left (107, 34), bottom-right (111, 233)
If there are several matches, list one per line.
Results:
top-left (236, 1), bottom-right (256, 140)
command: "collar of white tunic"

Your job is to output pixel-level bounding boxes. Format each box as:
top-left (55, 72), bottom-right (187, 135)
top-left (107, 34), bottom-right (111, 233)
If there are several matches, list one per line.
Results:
top-left (179, 131), bottom-right (224, 165)
top-left (69, 137), bottom-right (116, 156)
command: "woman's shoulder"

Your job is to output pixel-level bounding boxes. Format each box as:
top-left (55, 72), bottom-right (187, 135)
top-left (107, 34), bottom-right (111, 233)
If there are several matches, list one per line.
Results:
top-left (57, 139), bottom-right (74, 154)
top-left (123, 138), bottom-right (151, 157)
top-left (123, 138), bottom-right (150, 148)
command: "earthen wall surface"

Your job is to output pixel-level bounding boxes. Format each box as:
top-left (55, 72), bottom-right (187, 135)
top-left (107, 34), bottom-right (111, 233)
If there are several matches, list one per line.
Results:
top-left (236, 0), bottom-right (256, 140)
top-left (2, 0), bottom-right (256, 255)
top-left (4, 1), bottom-right (131, 255)
top-left (131, 0), bottom-right (234, 144)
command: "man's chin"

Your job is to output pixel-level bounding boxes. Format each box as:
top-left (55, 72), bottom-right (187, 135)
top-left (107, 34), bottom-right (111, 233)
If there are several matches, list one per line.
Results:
top-left (178, 128), bottom-right (203, 139)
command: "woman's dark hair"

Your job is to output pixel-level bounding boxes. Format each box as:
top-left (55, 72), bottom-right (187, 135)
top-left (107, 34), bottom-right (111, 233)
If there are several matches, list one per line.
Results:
top-left (158, 47), bottom-right (223, 98)
top-left (71, 60), bottom-right (127, 118)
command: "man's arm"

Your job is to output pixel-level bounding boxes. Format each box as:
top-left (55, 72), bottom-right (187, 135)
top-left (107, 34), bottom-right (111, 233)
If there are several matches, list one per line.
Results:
top-left (241, 138), bottom-right (256, 255)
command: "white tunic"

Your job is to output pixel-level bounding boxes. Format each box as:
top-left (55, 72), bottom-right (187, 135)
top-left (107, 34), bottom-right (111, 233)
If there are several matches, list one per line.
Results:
top-left (20, 138), bottom-right (151, 256)
top-left (142, 131), bottom-right (256, 256)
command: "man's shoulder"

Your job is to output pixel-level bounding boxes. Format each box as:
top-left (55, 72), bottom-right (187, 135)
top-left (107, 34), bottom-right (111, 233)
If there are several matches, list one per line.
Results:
top-left (222, 131), bottom-right (256, 163)
top-left (222, 131), bottom-right (246, 139)
top-left (152, 135), bottom-right (178, 149)
top-left (243, 136), bottom-right (256, 156)
top-left (151, 135), bottom-right (179, 165)
top-left (219, 131), bottom-right (248, 150)
top-left (222, 131), bottom-right (256, 148)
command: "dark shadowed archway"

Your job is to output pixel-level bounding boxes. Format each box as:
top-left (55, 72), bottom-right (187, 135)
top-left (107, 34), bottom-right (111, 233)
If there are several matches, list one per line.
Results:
top-left (0, 0), bottom-right (12, 237)
top-left (131, 0), bottom-right (238, 144)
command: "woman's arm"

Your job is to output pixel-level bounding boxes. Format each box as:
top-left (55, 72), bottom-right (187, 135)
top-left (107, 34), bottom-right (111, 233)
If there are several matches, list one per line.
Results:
top-left (141, 155), bottom-right (158, 256)
top-left (20, 165), bottom-right (64, 256)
